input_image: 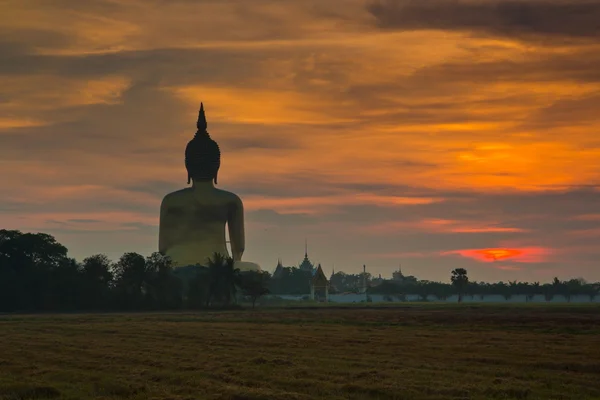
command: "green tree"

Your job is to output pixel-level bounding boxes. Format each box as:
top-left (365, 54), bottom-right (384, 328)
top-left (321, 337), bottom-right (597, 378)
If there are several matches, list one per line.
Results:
top-left (240, 271), bottom-right (271, 308)
top-left (182, 266), bottom-right (209, 309)
top-left (145, 252), bottom-right (182, 310)
top-left (415, 281), bottom-right (430, 301)
top-left (528, 282), bottom-right (541, 302)
top-left (0, 230), bottom-right (70, 311)
top-left (80, 254), bottom-right (113, 309)
top-left (586, 283), bottom-right (600, 302)
top-left (431, 282), bottom-right (453, 301)
top-left (112, 252), bottom-right (147, 309)
top-left (451, 268), bottom-right (469, 303)
top-left (205, 253), bottom-right (240, 307)
top-left (269, 266), bottom-right (310, 295)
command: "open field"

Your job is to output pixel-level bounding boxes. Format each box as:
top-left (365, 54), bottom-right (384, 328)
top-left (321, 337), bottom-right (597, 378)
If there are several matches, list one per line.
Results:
top-left (1, 304), bottom-right (600, 400)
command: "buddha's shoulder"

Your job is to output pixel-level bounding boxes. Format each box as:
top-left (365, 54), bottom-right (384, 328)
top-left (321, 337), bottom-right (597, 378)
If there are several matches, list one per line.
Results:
top-left (213, 188), bottom-right (243, 205)
top-left (161, 188), bottom-right (194, 205)
top-left (161, 188), bottom-right (242, 206)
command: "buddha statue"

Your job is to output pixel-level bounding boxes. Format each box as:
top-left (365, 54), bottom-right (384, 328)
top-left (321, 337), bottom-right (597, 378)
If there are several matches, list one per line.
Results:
top-left (158, 103), bottom-right (260, 272)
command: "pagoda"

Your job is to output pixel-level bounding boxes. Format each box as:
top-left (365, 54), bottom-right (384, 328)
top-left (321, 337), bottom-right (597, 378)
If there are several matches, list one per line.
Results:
top-left (298, 239), bottom-right (314, 273)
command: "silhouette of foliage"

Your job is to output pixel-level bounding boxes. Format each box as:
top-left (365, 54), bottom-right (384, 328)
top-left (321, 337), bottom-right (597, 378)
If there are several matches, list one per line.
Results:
top-left (451, 268), bottom-right (469, 303)
top-left (240, 271), bottom-right (271, 308)
top-left (1, 229), bottom-right (599, 312)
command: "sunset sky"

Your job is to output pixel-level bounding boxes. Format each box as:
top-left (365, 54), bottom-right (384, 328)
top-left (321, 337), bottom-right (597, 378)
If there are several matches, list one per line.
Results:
top-left (1, 0), bottom-right (599, 282)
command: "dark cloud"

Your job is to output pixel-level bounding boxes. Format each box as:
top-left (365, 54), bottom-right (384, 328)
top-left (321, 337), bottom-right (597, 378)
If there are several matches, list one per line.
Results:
top-left (0, 28), bottom-right (72, 56)
top-left (522, 94), bottom-right (600, 129)
top-left (0, 83), bottom-right (185, 159)
top-left (0, 47), bottom-right (265, 85)
top-left (320, 187), bottom-right (600, 233)
top-left (247, 209), bottom-right (315, 225)
top-left (68, 219), bottom-right (102, 224)
top-left (367, 0), bottom-right (600, 41)
top-left (218, 135), bottom-right (301, 151)
top-left (124, 181), bottom-right (183, 199)
top-left (411, 50), bottom-right (600, 84)
top-left (120, 221), bottom-right (157, 230)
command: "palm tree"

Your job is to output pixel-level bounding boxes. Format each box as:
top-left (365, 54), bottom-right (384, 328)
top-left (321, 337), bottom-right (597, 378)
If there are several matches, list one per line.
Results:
top-left (206, 252), bottom-right (224, 307)
top-left (451, 268), bottom-right (469, 303)
top-left (530, 282), bottom-right (541, 302)
top-left (205, 253), bottom-right (240, 307)
top-left (221, 256), bottom-right (241, 305)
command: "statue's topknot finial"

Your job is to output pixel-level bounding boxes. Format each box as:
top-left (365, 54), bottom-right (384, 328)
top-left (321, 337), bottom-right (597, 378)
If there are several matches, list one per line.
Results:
top-left (186, 102), bottom-right (220, 185)
top-left (196, 102), bottom-right (207, 133)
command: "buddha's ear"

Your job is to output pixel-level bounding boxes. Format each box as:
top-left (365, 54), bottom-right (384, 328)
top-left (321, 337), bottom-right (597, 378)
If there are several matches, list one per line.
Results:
top-left (213, 170), bottom-right (218, 185)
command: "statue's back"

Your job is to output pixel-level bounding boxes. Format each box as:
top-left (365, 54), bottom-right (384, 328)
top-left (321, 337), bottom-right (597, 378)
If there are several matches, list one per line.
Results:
top-left (159, 187), bottom-right (237, 266)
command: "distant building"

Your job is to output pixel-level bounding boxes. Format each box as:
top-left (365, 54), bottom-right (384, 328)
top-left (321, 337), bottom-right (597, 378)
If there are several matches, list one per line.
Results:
top-left (392, 266), bottom-right (404, 282)
top-left (310, 263), bottom-right (329, 302)
top-left (371, 274), bottom-right (384, 287)
top-left (273, 258), bottom-right (285, 278)
top-left (298, 240), bottom-right (315, 273)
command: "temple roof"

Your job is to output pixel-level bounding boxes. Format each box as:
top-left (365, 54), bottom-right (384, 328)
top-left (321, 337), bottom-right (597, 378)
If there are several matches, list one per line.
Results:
top-left (299, 239), bottom-right (314, 271)
top-left (299, 254), bottom-right (314, 271)
top-left (311, 264), bottom-right (329, 285)
top-left (273, 258), bottom-right (285, 278)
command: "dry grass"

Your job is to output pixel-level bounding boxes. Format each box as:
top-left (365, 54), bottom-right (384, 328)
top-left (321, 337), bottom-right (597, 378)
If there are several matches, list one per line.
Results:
top-left (1, 304), bottom-right (600, 399)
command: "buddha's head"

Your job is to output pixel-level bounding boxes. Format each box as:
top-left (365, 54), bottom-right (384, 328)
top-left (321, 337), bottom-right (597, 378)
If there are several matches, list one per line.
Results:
top-left (185, 103), bottom-right (221, 184)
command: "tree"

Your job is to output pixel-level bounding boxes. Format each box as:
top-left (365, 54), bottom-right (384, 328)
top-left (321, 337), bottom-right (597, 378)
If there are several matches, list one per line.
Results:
top-left (183, 266), bottom-right (210, 309)
top-left (528, 282), bottom-right (541, 302)
top-left (369, 281), bottom-right (402, 295)
top-left (564, 278), bottom-right (584, 302)
top-left (221, 256), bottom-right (241, 305)
top-left (586, 283), bottom-right (600, 302)
top-left (112, 252), bottom-right (147, 309)
top-left (499, 282), bottom-right (512, 301)
top-left (451, 268), bottom-right (469, 303)
top-left (0, 230), bottom-right (70, 311)
top-left (80, 254), bottom-right (113, 309)
top-left (431, 282), bottom-right (453, 301)
top-left (205, 253), bottom-right (240, 307)
top-left (240, 271), bottom-right (271, 308)
top-left (415, 281), bottom-right (430, 301)
top-left (269, 266), bottom-right (310, 295)
top-left (145, 252), bottom-right (182, 310)
top-left (543, 283), bottom-right (555, 302)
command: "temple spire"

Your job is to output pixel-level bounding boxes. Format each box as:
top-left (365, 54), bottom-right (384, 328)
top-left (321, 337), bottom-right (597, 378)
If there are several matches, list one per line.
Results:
top-left (304, 238), bottom-right (308, 258)
top-left (196, 102), bottom-right (207, 132)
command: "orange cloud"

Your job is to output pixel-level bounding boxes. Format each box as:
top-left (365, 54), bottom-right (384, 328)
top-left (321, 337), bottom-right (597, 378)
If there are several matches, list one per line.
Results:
top-left (361, 218), bottom-right (527, 234)
top-left (495, 265), bottom-right (523, 271)
top-left (169, 85), bottom-right (355, 125)
top-left (573, 214), bottom-right (600, 221)
top-left (0, 75), bottom-right (130, 110)
top-left (443, 247), bottom-right (552, 263)
top-left (243, 194), bottom-right (441, 213)
top-left (368, 251), bottom-right (434, 259)
top-left (567, 228), bottom-right (600, 238)
top-left (2, 211), bottom-right (156, 232)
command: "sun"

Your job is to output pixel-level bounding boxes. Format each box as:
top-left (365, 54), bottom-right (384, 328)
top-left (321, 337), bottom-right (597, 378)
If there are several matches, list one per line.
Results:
top-left (474, 248), bottom-right (524, 261)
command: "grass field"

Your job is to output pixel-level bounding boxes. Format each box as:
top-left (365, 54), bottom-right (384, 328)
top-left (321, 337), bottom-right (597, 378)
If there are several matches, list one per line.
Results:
top-left (1, 304), bottom-right (600, 400)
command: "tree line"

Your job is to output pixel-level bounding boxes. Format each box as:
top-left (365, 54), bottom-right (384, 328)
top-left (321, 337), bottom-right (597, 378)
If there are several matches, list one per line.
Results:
top-left (2, 229), bottom-right (599, 312)
top-left (370, 268), bottom-right (600, 303)
top-left (0, 230), bottom-right (269, 312)
top-left (269, 265), bottom-right (599, 303)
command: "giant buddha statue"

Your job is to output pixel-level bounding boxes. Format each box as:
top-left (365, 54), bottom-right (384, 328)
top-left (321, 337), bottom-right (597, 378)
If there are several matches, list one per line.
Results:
top-left (158, 103), bottom-right (260, 271)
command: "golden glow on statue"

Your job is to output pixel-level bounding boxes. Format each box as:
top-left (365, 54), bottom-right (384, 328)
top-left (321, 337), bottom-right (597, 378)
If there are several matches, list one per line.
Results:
top-left (158, 103), bottom-right (260, 271)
